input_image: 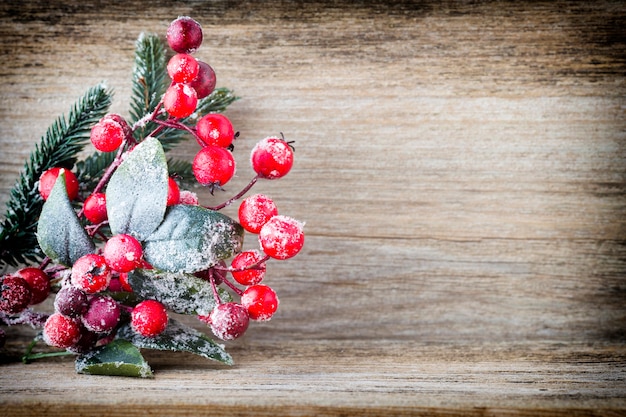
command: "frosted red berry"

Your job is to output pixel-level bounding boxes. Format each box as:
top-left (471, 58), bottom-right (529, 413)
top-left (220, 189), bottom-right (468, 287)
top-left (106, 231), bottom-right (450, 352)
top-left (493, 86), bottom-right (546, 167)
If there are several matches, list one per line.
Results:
top-left (163, 83), bottom-right (198, 118)
top-left (167, 53), bottom-right (199, 83)
top-left (167, 177), bottom-right (181, 206)
top-left (0, 275), bottom-right (32, 314)
top-left (259, 215), bottom-right (305, 260)
top-left (118, 272), bottom-right (134, 292)
top-left (179, 190), bottom-right (199, 205)
top-left (196, 113), bottom-right (235, 148)
top-left (15, 267), bottom-right (50, 305)
top-left (231, 250), bottom-right (266, 286)
top-left (70, 253), bottom-right (111, 294)
top-left (54, 285), bottom-right (89, 317)
top-left (83, 192), bottom-right (108, 224)
top-left (90, 114), bottom-right (131, 152)
top-left (207, 302), bottom-right (249, 341)
top-left (241, 284), bottom-right (279, 321)
top-left (189, 61), bottom-right (216, 99)
top-left (192, 146), bottom-right (236, 187)
top-left (131, 299), bottom-right (169, 337)
top-left (38, 167), bottom-right (79, 201)
top-left (103, 234), bottom-right (143, 273)
top-left (250, 137), bottom-right (294, 179)
top-left (81, 295), bottom-right (121, 333)
top-left (43, 313), bottom-right (82, 349)
top-left (238, 193), bottom-right (278, 233)
top-left (166, 16), bottom-right (203, 53)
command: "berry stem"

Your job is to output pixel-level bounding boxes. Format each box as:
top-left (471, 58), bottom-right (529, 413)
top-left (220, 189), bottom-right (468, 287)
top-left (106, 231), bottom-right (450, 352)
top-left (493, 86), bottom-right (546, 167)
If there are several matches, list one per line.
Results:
top-left (219, 275), bottom-right (244, 297)
top-left (208, 269), bottom-right (223, 305)
top-left (207, 175), bottom-right (259, 211)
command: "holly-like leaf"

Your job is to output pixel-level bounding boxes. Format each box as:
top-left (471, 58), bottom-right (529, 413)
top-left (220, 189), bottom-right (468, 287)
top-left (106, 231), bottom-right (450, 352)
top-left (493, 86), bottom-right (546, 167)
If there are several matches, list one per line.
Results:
top-left (143, 204), bottom-right (244, 273)
top-left (117, 319), bottom-right (233, 365)
top-left (36, 171), bottom-right (95, 266)
top-left (75, 339), bottom-right (153, 378)
top-left (127, 268), bottom-right (232, 316)
top-left (106, 137), bottom-right (168, 241)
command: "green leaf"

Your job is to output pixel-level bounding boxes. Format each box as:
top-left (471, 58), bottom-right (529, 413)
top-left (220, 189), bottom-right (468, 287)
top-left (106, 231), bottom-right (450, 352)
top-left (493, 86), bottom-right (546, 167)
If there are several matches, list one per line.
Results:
top-left (117, 319), bottom-right (233, 365)
top-left (143, 205), bottom-right (244, 273)
top-left (106, 137), bottom-right (168, 241)
top-left (127, 268), bottom-right (232, 316)
top-left (36, 171), bottom-right (95, 266)
top-left (75, 339), bottom-right (153, 378)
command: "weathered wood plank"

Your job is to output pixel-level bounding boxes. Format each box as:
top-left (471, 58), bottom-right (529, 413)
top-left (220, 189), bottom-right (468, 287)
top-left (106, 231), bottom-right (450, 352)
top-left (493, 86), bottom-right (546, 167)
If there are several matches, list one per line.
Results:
top-left (0, 1), bottom-right (625, 415)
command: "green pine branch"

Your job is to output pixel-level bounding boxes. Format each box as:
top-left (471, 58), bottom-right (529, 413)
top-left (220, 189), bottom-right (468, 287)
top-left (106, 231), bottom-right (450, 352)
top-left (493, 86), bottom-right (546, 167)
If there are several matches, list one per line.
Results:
top-left (0, 84), bottom-right (112, 268)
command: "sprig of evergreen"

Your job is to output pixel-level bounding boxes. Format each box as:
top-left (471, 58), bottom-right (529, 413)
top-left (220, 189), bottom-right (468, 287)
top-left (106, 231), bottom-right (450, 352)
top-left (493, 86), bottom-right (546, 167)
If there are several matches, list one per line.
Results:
top-left (0, 84), bottom-right (112, 268)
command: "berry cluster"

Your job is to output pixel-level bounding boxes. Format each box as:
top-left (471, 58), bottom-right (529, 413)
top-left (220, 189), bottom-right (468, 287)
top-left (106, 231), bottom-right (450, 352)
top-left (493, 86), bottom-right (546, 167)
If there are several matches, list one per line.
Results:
top-left (1, 17), bottom-right (304, 368)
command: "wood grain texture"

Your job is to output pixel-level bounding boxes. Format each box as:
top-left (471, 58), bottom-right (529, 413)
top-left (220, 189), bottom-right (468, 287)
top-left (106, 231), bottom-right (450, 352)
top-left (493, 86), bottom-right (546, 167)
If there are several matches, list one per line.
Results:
top-left (1, 1), bottom-right (625, 415)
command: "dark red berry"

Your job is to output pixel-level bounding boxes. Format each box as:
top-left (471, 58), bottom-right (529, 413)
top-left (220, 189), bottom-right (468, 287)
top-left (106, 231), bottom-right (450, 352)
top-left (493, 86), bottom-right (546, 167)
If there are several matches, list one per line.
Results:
top-left (90, 114), bottom-right (131, 152)
top-left (192, 146), bottom-right (236, 187)
top-left (83, 192), bottom-right (108, 224)
top-left (250, 137), bottom-right (294, 179)
top-left (238, 193), bottom-right (278, 234)
top-left (241, 284), bottom-right (279, 321)
top-left (167, 53), bottom-right (199, 83)
top-left (231, 250), bottom-right (266, 286)
top-left (81, 295), bottom-right (121, 333)
top-left (54, 285), bottom-right (89, 317)
top-left (189, 61), bottom-right (216, 99)
top-left (0, 275), bottom-right (32, 314)
top-left (194, 260), bottom-right (227, 285)
top-left (163, 83), bottom-right (198, 118)
top-left (38, 167), bottom-right (79, 201)
top-left (167, 178), bottom-right (180, 206)
top-left (258, 215), bottom-right (305, 260)
top-left (166, 16), bottom-right (203, 53)
top-left (207, 302), bottom-right (249, 341)
top-left (196, 113), bottom-right (235, 148)
top-left (43, 313), bottom-right (82, 349)
top-left (103, 234), bottom-right (143, 273)
top-left (131, 299), bottom-right (169, 337)
top-left (71, 253), bottom-right (111, 294)
top-left (15, 267), bottom-right (50, 305)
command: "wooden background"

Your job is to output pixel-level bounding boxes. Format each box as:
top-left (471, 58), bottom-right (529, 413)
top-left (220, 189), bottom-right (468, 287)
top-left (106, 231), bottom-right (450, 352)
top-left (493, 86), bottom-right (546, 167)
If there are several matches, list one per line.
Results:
top-left (1, 1), bottom-right (625, 415)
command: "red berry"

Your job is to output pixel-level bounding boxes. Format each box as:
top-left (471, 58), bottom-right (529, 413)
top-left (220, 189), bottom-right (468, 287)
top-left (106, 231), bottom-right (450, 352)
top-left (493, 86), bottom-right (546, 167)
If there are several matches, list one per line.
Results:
top-left (15, 267), bottom-right (50, 305)
top-left (241, 285), bottom-right (279, 321)
top-left (196, 113), bottom-right (235, 148)
top-left (118, 273), bottom-right (133, 292)
top-left (90, 114), bottom-right (130, 152)
top-left (38, 167), bottom-right (79, 201)
top-left (43, 313), bottom-right (81, 349)
top-left (83, 192), bottom-right (108, 224)
top-left (167, 177), bottom-right (180, 206)
top-left (167, 53), bottom-right (199, 83)
top-left (163, 83), bottom-right (198, 118)
top-left (207, 302), bottom-right (249, 340)
top-left (71, 254), bottom-right (111, 294)
top-left (258, 215), bottom-right (305, 260)
top-left (103, 234), bottom-right (143, 273)
top-left (238, 193), bottom-right (278, 234)
top-left (231, 250), bottom-right (266, 286)
top-left (0, 275), bottom-right (32, 314)
top-left (189, 61), bottom-right (216, 99)
top-left (131, 299), bottom-right (169, 337)
top-left (250, 137), bottom-right (294, 179)
top-left (54, 285), bottom-right (89, 317)
top-left (81, 295), bottom-right (121, 333)
top-left (179, 190), bottom-right (199, 205)
top-left (166, 16), bottom-right (203, 53)
top-left (192, 146), bottom-right (236, 187)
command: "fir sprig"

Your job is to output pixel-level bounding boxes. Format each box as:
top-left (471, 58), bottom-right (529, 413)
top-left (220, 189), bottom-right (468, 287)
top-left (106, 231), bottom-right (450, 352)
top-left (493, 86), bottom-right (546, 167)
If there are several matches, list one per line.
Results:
top-left (0, 84), bottom-right (112, 268)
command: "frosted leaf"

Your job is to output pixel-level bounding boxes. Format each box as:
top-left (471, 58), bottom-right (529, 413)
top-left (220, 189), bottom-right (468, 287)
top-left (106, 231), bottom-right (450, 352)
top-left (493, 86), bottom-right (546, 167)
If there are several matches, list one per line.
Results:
top-left (127, 268), bottom-right (232, 316)
top-left (117, 319), bottom-right (232, 365)
top-left (36, 171), bottom-right (95, 266)
top-left (75, 339), bottom-right (153, 378)
top-left (106, 137), bottom-right (168, 241)
top-left (143, 205), bottom-right (244, 273)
